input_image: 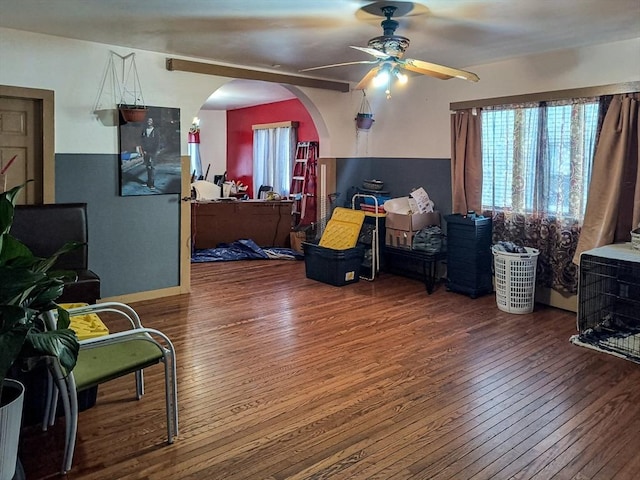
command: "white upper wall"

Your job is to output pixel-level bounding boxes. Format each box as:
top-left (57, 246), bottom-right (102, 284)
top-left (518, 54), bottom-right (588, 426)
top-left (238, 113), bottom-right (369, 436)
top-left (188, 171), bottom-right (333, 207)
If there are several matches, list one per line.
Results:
top-left (196, 109), bottom-right (227, 181)
top-left (313, 37), bottom-right (640, 158)
top-left (1, 27), bottom-right (638, 159)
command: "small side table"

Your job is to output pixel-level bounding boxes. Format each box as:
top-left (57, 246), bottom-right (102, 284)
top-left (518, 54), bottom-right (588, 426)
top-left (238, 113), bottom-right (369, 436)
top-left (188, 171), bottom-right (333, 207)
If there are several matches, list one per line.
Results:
top-left (383, 246), bottom-right (446, 294)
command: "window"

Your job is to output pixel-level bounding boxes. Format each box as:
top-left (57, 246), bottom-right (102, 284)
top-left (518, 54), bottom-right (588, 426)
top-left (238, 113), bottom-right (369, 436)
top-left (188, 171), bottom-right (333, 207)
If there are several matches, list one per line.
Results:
top-left (252, 122), bottom-right (297, 197)
top-left (481, 99), bottom-right (599, 222)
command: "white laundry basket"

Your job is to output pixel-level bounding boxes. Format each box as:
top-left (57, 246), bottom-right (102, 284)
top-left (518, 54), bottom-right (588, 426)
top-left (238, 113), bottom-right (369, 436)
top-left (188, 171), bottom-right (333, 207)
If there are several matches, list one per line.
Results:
top-left (492, 246), bottom-right (540, 314)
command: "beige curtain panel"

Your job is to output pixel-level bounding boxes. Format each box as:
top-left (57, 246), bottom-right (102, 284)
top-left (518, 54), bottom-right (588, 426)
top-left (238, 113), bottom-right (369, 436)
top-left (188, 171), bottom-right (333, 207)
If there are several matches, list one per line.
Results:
top-left (574, 93), bottom-right (640, 263)
top-left (450, 109), bottom-right (483, 214)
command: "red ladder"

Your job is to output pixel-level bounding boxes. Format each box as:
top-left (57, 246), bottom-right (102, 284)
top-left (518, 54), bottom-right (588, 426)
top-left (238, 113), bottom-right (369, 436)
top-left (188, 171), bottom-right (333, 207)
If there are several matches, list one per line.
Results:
top-left (289, 141), bottom-right (318, 227)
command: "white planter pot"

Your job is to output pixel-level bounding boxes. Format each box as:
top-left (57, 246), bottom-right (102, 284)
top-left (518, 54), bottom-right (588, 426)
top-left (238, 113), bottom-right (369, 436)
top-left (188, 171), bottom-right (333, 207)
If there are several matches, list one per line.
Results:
top-left (0, 379), bottom-right (25, 480)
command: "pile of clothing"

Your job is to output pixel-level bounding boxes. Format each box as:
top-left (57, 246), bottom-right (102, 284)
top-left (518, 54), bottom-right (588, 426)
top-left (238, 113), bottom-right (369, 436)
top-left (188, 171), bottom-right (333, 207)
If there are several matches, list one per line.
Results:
top-left (492, 241), bottom-right (528, 254)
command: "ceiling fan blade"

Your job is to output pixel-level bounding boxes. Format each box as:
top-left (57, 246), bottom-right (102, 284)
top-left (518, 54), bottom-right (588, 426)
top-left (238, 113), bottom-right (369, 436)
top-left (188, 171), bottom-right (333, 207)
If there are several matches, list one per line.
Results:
top-left (300, 60), bottom-right (379, 72)
top-left (354, 66), bottom-right (382, 90)
top-left (349, 46), bottom-right (390, 59)
top-left (402, 58), bottom-right (479, 82)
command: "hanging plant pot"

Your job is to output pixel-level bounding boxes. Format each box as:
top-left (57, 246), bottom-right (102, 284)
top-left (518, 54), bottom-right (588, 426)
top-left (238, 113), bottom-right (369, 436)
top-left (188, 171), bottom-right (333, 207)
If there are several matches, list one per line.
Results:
top-left (93, 108), bottom-right (119, 127)
top-left (95, 53), bottom-right (148, 125)
top-left (355, 91), bottom-right (374, 130)
top-left (118, 104), bottom-right (148, 123)
top-left (356, 112), bottom-right (374, 130)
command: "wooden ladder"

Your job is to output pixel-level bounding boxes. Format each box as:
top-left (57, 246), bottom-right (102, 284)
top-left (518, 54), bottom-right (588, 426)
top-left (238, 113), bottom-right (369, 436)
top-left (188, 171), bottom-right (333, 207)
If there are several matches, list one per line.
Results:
top-left (289, 141), bottom-right (318, 227)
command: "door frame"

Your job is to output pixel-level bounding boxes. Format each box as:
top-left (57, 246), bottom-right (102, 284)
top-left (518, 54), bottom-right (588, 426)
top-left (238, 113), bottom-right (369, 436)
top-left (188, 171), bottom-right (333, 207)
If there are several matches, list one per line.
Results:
top-left (0, 84), bottom-right (55, 202)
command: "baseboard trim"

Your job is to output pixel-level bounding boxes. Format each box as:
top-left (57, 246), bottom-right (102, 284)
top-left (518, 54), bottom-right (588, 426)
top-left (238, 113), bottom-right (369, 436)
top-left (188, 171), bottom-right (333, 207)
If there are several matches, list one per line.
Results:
top-left (100, 285), bottom-right (187, 304)
top-left (535, 287), bottom-right (577, 313)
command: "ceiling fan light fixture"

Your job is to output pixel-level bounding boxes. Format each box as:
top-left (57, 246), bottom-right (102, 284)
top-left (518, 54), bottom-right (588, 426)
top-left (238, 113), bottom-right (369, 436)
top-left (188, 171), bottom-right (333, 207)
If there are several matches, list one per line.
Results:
top-left (373, 68), bottom-right (390, 87)
top-left (393, 69), bottom-right (408, 84)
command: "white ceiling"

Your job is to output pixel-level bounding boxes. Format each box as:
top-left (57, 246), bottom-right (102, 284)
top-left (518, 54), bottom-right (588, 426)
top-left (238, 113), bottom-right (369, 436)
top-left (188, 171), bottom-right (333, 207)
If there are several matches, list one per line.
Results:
top-left (1, 0), bottom-right (638, 110)
top-left (202, 80), bottom-right (297, 111)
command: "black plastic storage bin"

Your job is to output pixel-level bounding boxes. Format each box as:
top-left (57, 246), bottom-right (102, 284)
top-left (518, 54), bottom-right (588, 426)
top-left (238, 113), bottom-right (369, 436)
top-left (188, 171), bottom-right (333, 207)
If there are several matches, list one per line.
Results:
top-left (302, 242), bottom-right (365, 286)
top-left (445, 213), bottom-right (493, 298)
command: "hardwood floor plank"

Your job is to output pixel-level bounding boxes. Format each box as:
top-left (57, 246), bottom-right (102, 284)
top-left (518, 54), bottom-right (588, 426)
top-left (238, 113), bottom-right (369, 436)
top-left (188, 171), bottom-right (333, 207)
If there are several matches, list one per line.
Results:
top-left (589, 416), bottom-right (640, 480)
top-left (404, 356), bottom-right (609, 480)
top-left (554, 403), bottom-right (640, 479)
top-left (18, 261), bottom-right (640, 480)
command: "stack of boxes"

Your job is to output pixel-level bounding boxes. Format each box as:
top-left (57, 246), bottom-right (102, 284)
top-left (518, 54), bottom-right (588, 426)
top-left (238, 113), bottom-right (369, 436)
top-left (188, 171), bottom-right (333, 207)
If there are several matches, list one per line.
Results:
top-left (385, 210), bottom-right (441, 249)
top-left (383, 191), bottom-right (440, 250)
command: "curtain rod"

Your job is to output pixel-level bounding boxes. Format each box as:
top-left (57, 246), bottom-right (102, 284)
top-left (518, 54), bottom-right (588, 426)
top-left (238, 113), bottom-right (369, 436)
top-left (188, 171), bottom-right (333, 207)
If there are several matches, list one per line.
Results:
top-left (450, 81), bottom-right (640, 111)
top-left (252, 121), bottom-right (299, 130)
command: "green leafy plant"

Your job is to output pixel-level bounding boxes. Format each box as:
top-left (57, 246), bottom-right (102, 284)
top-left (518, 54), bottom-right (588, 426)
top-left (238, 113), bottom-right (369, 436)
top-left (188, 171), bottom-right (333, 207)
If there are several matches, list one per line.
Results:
top-left (0, 183), bottom-right (80, 397)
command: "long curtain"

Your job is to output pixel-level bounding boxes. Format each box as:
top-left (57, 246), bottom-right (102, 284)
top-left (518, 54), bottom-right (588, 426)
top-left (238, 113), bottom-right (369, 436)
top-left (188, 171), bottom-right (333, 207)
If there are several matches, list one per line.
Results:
top-left (252, 126), bottom-right (296, 197)
top-left (451, 109), bottom-right (483, 214)
top-left (574, 93), bottom-right (640, 262)
top-left (481, 99), bottom-right (599, 294)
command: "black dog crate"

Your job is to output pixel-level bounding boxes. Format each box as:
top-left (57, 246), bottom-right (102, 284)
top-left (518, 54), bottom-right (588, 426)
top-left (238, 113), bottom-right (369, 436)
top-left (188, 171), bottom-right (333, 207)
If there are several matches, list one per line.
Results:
top-left (574, 245), bottom-right (640, 363)
top-left (444, 213), bottom-right (493, 298)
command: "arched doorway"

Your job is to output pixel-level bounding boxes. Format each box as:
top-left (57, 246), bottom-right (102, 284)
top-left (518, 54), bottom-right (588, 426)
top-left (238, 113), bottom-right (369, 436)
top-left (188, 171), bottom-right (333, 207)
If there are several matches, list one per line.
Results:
top-left (181, 79), bottom-right (331, 288)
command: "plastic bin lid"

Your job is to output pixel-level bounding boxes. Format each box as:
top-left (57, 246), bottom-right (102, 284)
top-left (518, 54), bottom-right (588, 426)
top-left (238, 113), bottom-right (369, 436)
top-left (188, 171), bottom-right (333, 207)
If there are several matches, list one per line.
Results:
top-left (318, 207), bottom-right (365, 250)
top-left (330, 207), bottom-right (365, 225)
top-left (319, 220), bottom-right (362, 250)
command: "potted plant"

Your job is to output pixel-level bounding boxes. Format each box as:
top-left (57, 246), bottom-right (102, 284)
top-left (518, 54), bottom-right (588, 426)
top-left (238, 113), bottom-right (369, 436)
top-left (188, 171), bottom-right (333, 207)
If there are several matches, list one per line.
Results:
top-left (0, 183), bottom-right (80, 480)
top-left (116, 52), bottom-right (147, 123)
top-left (94, 51), bottom-right (148, 124)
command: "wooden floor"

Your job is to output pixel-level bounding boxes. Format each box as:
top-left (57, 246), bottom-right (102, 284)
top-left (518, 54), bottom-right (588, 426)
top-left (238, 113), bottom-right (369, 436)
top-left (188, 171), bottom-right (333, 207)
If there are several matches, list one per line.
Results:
top-left (20, 260), bottom-right (640, 479)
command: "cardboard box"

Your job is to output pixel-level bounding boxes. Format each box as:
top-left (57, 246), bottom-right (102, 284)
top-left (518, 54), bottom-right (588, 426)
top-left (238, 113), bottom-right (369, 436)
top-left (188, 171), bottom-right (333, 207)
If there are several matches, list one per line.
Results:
top-left (289, 231), bottom-right (306, 253)
top-left (385, 211), bottom-right (440, 249)
top-left (386, 211), bottom-right (440, 232)
top-left (386, 228), bottom-right (415, 249)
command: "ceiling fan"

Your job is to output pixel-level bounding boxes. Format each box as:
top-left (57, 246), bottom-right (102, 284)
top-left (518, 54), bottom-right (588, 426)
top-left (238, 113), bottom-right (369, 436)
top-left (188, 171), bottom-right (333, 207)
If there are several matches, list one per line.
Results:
top-left (301, 4), bottom-right (479, 93)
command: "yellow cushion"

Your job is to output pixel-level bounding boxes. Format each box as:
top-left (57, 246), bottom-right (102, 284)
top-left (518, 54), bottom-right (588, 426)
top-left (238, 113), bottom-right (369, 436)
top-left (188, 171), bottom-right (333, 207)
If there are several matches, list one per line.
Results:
top-left (60, 303), bottom-right (109, 341)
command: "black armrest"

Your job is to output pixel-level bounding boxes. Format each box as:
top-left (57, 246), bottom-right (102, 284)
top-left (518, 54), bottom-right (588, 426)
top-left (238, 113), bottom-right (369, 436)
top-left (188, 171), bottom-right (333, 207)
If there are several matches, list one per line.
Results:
top-left (58, 269), bottom-right (101, 305)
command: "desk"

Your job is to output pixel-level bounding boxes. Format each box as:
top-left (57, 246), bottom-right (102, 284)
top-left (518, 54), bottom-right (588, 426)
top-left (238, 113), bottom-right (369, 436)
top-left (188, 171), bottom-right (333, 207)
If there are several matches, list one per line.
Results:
top-left (383, 246), bottom-right (446, 294)
top-left (192, 200), bottom-right (293, 248)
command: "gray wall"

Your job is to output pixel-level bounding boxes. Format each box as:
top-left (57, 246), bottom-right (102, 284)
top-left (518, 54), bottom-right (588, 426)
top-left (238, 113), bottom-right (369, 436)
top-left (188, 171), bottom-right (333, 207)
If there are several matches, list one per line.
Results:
top-left (336, 157), bottom-right (452, 216)
top-left (55, 154), bottom-right (180, 298)
top-left (53, 155), bottom-right (450, 298)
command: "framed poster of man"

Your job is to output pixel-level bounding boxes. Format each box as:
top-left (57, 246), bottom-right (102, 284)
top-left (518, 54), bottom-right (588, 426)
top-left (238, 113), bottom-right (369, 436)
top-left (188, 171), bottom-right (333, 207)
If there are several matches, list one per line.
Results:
top-left (119, 105), bottom-right (181, 196)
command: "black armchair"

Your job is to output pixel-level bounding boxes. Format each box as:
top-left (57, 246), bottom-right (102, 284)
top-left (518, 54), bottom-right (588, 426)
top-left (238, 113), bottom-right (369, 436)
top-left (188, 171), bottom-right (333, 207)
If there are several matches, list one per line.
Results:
top-left (11, 203), bottom-right (101, 304)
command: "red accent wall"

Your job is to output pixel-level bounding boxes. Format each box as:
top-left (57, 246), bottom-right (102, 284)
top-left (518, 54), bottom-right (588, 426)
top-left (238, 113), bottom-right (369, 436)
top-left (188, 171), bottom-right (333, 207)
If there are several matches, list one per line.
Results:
top-left (226, 98), bottom-right (318, 198)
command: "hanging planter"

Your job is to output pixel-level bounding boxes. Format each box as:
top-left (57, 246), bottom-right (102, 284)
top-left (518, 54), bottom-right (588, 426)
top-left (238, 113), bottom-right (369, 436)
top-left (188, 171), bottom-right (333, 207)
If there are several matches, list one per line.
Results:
top-left (94, 51), bottom-right (148, 125)
top-left (118, 104), bottom-right (148, 123)
top-left (355, 91), bottom-right (374, 130)
top-left (356, 112), bottom-right (374, 130)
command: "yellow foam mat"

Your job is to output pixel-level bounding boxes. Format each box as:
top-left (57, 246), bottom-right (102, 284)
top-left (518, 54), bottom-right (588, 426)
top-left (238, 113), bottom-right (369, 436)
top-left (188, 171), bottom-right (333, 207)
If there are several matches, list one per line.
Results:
top-left (318, 207), bottom-right (366, 250)
top-left (60, 303), bottom-right (109, 341)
